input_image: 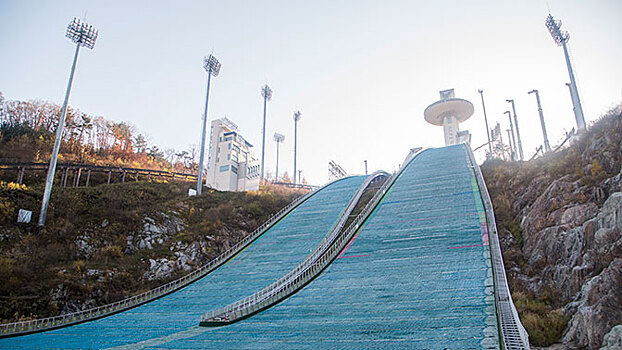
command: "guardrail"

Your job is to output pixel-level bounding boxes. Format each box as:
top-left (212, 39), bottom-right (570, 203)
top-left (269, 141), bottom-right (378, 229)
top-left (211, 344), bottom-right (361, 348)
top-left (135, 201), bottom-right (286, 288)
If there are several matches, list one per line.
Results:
top-left (0, 176), bottom-right (348, 338)
top-left (200, 149), bottom-right (426, 326)
top-left (0, 162), bottom-right (198, 187)
top-left (465, 145), bottom-right (530, 350)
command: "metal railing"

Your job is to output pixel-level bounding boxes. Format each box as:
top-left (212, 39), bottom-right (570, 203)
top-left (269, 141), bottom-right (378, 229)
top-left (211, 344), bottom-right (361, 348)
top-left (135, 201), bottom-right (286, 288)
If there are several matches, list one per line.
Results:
top-left (0, 176), bottom-right (347, 338)
top-left (200, 149), bottom-right (426, 326)
top-left (465, 145), bottom-right (530, 350)
top-left (0, 162), bottom-right (199, 186)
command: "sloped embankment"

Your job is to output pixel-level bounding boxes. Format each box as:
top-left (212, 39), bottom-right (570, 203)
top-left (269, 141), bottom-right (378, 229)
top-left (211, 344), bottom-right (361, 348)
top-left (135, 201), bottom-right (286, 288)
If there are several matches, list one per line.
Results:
top-left (482, 106), bottom-right (622, 348)
top-left (0, 181), bottom-right (299, 324)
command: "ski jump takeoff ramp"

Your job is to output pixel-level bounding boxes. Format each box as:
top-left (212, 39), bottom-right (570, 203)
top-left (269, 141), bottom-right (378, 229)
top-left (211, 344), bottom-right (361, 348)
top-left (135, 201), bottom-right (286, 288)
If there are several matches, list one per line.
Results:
top-left (0, 144), bottom-right (529, 349)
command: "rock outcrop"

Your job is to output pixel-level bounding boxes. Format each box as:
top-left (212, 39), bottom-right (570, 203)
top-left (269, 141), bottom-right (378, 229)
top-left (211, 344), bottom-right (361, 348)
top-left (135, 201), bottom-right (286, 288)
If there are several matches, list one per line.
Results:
top-left (483, 109), bottom-right (622, 348)
top-left (600, 325), bottom-right (622, 350)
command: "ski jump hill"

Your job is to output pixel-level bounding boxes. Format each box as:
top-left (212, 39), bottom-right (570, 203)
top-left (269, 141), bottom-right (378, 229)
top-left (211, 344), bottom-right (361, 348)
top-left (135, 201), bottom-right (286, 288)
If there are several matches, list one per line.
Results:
top-left (0, 144), bottom-right (530, 349)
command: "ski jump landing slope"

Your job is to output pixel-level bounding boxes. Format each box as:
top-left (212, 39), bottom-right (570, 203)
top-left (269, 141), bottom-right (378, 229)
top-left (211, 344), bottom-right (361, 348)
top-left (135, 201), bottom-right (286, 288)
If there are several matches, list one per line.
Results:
top-left (0, 176), bottom-right (366, 349)
top-left (2, 144), bottom-right (525, 349)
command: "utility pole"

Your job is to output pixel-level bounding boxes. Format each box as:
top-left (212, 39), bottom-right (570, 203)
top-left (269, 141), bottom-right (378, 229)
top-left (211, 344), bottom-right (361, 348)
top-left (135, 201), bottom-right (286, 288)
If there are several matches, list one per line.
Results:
top-left (196, 54), bottom-right (221, 195)
top-left (506, 99), bottom-right (524, 160)
top-left (39, 18), bottom-right (98, 226)
top-left (478, 89), bottom-right (493, 157)
top-left (364, 160), bottom-right (368, 175)
top-left (293, 110), bottom-right (302, 184)
top-left (260, 85), bottom-right (273, 183)
top-left (528, 89), bottom-right (551, 153)
top-left (546, 14), bottom-right (586, 132)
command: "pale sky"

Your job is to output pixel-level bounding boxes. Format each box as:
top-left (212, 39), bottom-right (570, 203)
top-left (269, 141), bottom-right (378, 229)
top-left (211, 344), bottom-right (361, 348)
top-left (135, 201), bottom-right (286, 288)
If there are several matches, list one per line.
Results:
top-left (1, 0), bottom-right (621, 186)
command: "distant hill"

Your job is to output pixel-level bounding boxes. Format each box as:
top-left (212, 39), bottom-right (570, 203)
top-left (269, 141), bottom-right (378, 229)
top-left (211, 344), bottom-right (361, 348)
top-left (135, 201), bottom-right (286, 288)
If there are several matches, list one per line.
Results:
top-left (482, 104), bottom-right (622, 348)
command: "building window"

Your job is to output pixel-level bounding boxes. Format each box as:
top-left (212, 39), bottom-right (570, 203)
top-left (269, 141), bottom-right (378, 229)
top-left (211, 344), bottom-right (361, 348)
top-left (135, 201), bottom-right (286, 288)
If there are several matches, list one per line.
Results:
top-left (231, 165), bottom-right (238, 174)
top-left (227, 154), bottom-right (230, 160)
top-left (228, 143), bottom-right (231, 149)
top-left (219, 165), bottom-right (229, 172)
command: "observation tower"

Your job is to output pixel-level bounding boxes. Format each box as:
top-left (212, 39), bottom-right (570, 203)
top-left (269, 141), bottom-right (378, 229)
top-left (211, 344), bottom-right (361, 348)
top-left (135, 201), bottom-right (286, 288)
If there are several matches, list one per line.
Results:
top-left (424, 89), bottom-right (474, 146)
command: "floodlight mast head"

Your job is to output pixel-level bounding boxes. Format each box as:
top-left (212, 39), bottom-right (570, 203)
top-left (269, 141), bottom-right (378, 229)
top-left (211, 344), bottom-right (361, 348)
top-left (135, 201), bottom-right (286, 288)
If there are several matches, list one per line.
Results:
top-left (546, 14), bottom-right (569, 46)
top-left (66, 18), bottom-right (98, 49)
top-left (294, 111), bottom-right (302, 122)
top-left (262, 85), bottom-right (273, 101)
top-left (203, 55), bottom-right (221, 76)
top-left (273, 132), bottom-right (284, 143)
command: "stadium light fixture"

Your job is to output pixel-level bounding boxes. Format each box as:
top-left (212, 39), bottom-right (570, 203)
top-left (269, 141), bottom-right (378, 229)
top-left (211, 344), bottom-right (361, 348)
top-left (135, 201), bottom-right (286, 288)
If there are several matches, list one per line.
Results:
top-left (39, 18), bottom-right (98, 226)
top-left (196, 54), bottom-right (221, 195)
top-left (545, 14), bottom-right (585, 132)
top-left (260, 84), bottom-right (273, 183)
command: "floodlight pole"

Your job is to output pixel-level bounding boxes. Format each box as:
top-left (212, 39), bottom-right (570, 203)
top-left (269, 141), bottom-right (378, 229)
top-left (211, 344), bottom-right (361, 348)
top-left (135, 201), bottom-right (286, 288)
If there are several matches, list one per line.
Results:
top-left (39, 18), bottom-right (97, 226)
top-left (562, 41), bottom-right (585, 132)
top-left (546, 14), bottom-right (586, 132)
top-left (478, 89), bottom-right (493, 157)
top-left (504, 111), bottom-right (517, 161)
top-left (197, 55), bottom-right (221, 195)
top-left (293, 111), bottom-right (301, 185)
top-left (275, 138), bottom-right (280, 181)
top-left (506, 99), bottom-right (524, 160)
top-left (528, 89), bottom-right (551, 153)
top-left (260, 85), bottom-right (272, 183)
top-left (364, 160), bottom-right (368, 175)
top-left (505, 129), bottom-right (513, 161)
top-left (273, 133), bottom-right (284, 182)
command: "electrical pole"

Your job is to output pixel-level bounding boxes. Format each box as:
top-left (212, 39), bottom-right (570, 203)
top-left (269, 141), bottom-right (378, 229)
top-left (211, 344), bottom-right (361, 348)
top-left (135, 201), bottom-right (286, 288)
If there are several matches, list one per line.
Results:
top-left (39, 18), bottom-right (98, 226)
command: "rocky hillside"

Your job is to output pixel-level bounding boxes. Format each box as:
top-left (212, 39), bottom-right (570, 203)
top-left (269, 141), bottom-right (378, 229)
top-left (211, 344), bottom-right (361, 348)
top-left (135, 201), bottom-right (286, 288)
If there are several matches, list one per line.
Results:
top-left (482, 105), bottom-right (622, 349)
top-left (0, 181), bottom-right (303, 323)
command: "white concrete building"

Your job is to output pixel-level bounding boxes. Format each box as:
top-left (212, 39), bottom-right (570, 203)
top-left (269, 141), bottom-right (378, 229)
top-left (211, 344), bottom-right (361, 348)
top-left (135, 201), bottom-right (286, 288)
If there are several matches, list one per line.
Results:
top-left (424, 89), bottom-right (474, 146)
top-left (206, 118), bottom-right (260, 192)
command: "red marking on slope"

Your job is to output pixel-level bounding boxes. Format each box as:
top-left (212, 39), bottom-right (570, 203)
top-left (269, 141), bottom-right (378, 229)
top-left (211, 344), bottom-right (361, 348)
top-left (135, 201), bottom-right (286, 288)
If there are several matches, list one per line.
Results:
top-left (338, 234), bottom-right (360, 258)
top-left (480, 222), bottom-right (490, 246)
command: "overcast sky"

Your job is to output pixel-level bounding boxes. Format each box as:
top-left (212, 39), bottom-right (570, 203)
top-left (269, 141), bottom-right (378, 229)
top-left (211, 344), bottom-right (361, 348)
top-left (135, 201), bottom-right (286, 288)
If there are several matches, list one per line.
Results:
top-left (1, 0), bottom-right (621, 185)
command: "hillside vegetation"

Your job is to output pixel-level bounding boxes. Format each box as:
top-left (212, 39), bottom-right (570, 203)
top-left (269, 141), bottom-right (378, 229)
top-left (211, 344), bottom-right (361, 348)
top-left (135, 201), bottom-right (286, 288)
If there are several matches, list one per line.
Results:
top-left (0, 180), bottom-right (303, 323)
top-left (482, 105), bottom-right (622, 348)
top-left (0, 92), bottom-right (194, 172)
